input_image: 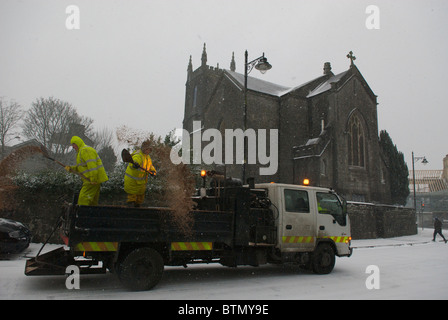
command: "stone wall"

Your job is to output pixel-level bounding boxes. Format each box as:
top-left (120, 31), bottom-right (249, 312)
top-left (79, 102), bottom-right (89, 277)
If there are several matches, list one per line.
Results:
top-left (348, 202), bottom-right (417, 239)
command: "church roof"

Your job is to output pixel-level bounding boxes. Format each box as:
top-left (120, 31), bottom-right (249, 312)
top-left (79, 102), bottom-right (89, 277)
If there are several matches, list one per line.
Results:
top-left (224, 68), bottom-right (351, 98)
top-left (306, 71), bottom-right (349, 98)
top-left (225, 70), bottom-right (290, 96)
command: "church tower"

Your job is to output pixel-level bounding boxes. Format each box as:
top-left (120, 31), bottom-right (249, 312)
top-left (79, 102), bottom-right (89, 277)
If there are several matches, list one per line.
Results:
top-left (183, 43), bottom-right (224, 134)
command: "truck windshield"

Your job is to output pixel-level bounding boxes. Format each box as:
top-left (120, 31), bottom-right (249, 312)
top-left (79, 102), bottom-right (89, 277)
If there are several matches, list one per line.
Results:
top-left (316, 192), bottom-right (347, 226)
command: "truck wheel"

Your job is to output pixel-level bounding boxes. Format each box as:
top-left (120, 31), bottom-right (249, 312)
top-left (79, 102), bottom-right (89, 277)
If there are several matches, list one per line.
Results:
top-left (312, 243), bottom-right (335, 274)
top-left (118, 247), bottom-right (164, 291)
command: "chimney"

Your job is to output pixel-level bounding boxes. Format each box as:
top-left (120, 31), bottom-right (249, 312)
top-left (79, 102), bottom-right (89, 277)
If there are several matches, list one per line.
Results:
top-left (323, 62), bottom-right (333, 76)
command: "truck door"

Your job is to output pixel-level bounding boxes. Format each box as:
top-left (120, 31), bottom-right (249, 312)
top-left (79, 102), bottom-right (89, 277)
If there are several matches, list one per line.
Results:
top-left (315, 192), bottom-right (350, 253)
top-left (280, 188), bottom-right (316, 252)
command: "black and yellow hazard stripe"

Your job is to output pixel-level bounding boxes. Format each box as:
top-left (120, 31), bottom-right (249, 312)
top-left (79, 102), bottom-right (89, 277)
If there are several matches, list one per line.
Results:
top-left (321, 236), bottom-right (351, 244)
top-left (282, 236), bottom-right (314, 243)
top-left (282, 236), bottom-right (351, 244)
top-left (74, 242), bottom-right (118, 252)
top-left (171, 242), bottom-right (213, 251)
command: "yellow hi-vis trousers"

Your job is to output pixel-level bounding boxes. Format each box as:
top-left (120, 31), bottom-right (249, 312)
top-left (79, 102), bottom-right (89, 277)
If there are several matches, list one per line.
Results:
top-left (127, 193), bottom-right (145, 205)
top-left (78, 183), bottom-right (101, 206)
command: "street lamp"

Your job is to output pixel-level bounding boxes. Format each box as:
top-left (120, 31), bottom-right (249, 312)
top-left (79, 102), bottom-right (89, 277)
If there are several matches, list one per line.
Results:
top-left (412, 151), bottom-right (428, 229)
top-left (242, 51), bottom-right (272, 183)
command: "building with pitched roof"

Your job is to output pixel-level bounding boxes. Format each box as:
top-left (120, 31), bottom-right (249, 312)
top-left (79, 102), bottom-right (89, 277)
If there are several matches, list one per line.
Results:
top-left (183, 44), bottom-right (391, 204)
top-left (408, 155), bottom-right (448, 211)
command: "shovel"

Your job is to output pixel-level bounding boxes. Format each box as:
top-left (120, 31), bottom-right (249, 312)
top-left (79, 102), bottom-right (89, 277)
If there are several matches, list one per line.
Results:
top-left (121, 149), bottom-right (156, 176)
top-left (40, 145), bottom-right (91, 182)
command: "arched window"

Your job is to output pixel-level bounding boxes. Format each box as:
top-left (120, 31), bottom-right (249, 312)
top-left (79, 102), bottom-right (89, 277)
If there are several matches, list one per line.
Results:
top-left (348, 115), bottom-right (365, 167)
top-left (193, 86), bottom-right (198, 108)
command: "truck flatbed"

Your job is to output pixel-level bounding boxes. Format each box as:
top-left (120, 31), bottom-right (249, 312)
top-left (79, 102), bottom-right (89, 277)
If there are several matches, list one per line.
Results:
top-left (25, 182), bottom-right (351, 291)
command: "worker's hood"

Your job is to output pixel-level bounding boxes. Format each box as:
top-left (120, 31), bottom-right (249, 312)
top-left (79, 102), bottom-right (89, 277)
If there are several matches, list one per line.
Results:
top-left (70, 136), bottom-right (86, 149)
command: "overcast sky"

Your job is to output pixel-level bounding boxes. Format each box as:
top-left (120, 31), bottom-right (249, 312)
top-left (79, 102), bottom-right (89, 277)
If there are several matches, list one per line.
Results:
top-left (1, 0), bottom-right (447, 170)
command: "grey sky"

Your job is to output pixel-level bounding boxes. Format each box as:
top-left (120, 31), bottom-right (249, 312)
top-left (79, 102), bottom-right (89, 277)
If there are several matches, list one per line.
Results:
top-left (1, 0), bottom-right (447, 170)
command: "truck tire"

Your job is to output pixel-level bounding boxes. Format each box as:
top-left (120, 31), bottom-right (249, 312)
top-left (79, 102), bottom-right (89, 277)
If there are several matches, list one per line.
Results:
top-left (312, 243), bottom-right (335, 274)
top-left (118, 247), bottom-right (164, 291)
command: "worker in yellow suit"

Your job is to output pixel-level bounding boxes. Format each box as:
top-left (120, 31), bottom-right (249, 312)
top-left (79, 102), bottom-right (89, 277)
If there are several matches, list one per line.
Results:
top-left (124, 140), bottom-right (156, 207)
top-left (65, 136), bottom-right (109, 206)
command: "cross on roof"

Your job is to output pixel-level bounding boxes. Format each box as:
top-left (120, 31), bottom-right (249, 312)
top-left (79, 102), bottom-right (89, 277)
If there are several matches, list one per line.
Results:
top-left (347, 51), bottom-right (356, 66)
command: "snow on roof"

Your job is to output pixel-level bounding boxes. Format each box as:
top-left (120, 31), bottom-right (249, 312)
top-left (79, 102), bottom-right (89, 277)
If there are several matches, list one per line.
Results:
top-left (306, 70), bottom-right (349, 98)
top-left (306, 137), bottom-right (321, 146)
top-left (225, 69), bottom-right (349, 98)
top-left (225, 70), bottom-right (290, 97)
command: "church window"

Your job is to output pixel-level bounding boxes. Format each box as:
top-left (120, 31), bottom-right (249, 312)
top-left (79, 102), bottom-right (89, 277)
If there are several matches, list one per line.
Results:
top-left (193, 86), bottom-right (198, 108)
top-left (348, 115), bottom-right (365, 167)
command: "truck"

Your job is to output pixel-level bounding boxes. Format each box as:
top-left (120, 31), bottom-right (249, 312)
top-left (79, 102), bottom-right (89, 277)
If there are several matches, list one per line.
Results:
top-left (25, 174), bottom-right (352, 291)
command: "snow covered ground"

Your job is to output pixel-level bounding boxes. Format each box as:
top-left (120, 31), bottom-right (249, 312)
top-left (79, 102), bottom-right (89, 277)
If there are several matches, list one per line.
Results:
top-left (1, 229), bottom-right (447, 300)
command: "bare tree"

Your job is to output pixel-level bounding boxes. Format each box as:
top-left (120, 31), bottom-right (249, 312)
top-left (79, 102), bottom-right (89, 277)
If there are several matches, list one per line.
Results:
top-left (22, 97), bottom-right (94, 155)
top-left (92, 126), bottom-right (115, 151)
top-left (0, 98), bottom-right (23, 156)
top-left (92, 126), bottom-right (117, 171)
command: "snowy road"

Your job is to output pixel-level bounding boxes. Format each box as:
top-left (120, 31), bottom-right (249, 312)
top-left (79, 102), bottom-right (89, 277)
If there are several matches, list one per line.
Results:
top-left (1, 229), bottom-right (447, 300)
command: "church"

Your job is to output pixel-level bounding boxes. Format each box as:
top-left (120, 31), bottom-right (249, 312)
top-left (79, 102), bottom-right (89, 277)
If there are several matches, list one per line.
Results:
top-left (183, 44), bottom-right (391, 204)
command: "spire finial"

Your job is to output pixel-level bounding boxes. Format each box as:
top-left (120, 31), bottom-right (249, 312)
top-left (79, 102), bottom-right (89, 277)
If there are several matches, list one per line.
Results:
top-left (201, 43), bottom-right (207, 67)
top-left (230, 52), bottom-right (236, 72)
top-left (187, 55), bottom-right (193, 81)
top-left (188, 55), bottom-right (193, 72)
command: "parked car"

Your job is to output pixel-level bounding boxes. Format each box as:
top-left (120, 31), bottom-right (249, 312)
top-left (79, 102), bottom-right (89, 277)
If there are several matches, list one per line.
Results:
top-left (0, 218), bottom-right (31, 254)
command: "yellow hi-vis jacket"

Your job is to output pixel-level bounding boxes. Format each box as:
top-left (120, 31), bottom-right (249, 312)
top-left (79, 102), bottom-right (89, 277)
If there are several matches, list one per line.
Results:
top-left (70, 136), bottom-right (109, 184)
top-left (124, 149), bottom-right (156, 195)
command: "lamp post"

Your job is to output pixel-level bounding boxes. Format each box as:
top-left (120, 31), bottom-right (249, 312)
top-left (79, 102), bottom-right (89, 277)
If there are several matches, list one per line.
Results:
top-left (242, 51), bottom-right (272, 183)
top-left (412, 151), bottom-right (428, 229)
